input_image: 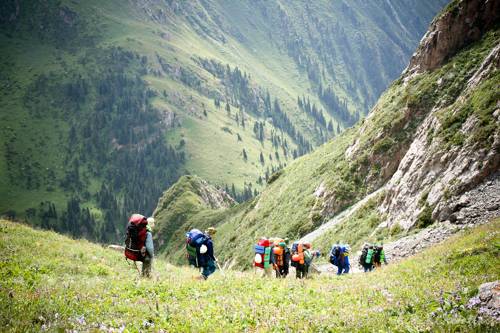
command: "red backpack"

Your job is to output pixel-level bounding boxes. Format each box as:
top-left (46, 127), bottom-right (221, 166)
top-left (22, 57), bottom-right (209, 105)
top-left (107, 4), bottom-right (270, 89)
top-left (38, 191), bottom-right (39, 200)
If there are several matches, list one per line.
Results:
top-left (124, 214), bottom-right (148, 261)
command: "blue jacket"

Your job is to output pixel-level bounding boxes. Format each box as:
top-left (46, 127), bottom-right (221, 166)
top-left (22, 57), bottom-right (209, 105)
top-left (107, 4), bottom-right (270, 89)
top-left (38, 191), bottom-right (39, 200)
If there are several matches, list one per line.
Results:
top-left (198, 237), bottom-right (215, 266)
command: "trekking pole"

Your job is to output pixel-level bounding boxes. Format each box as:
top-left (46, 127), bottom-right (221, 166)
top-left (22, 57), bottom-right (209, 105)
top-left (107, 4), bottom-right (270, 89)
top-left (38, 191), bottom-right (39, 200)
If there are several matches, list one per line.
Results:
top-left (215, 258), bottom-right (225, 276)
top-left (133, 261), bottom-right (141, 276)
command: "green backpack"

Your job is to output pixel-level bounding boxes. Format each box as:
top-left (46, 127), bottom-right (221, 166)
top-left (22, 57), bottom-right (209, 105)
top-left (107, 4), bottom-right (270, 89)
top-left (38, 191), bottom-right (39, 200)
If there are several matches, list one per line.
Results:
top-left (365, 248), bottom-right (374, 264)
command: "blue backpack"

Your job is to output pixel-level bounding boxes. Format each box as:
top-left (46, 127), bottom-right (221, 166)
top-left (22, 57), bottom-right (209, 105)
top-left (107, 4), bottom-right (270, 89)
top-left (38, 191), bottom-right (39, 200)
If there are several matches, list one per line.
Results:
top-left (187, 229), bottom-right (209, 247)
top-left (186, 229), bottom-right (209, 267)
top-left (329, 245), bottom-right (341, 266)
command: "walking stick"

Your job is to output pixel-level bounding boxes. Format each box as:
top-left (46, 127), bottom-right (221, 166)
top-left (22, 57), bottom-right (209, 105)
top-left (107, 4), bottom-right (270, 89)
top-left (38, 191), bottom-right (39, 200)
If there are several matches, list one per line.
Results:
top-left (134, 261), bottom-right (141, 276)
top-left (215, 258), bottom-right (225, 276)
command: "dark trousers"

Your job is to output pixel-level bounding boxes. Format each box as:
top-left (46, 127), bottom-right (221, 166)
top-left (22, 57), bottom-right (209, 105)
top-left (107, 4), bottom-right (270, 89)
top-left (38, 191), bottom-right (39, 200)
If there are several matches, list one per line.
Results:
top-left (363, 263), bottom-right (373, 272)
top-left (337, 264), bottom-right (349, 275)
top-left (201, 259), bottom-right (216, 279)
top-left (296, 264), bottom-right (306, 279)
top-left (142, 255), bottom-right (153, 278)
top-left (276, 265), bottom-right (287, 278)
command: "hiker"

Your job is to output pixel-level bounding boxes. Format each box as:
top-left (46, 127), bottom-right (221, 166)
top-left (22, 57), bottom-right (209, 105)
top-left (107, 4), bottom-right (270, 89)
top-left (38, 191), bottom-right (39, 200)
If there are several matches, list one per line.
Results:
top-left (186, 227), bottom-right (218, 280)
top-left (199, 227), bottom-right (217, 279)
top-left (141, 217), bottom-right (155, 277)
top-left (291, 242), bottom-right (306, 279)
top-left (373, 243), bottom-right (387, 268)
top-left (359, 243), bottom-right (374, 272)
top-left (329, 243), bottom-right (350, 275)
top-left (283, 238), bottom-right (291, 277)
top-left (254, 237), bottom-right (274, 277)
top-left (264, 239), bottom-right (275, 277)
top-left (124, 214), bottom-right (154, 278)
top-left (303, 243), bottom-right (313, 278)
top-left (272, 240), bottom-right (287, 278)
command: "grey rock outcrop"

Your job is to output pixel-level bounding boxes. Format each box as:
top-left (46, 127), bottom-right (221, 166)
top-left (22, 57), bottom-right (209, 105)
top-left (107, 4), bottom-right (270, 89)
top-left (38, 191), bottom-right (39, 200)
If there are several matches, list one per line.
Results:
top-left (467, 281), bottom-right (500, 321)
top-left (196, 178), bottom-right (235, 209)
top-left (380, 40), bottom-right (500, 230)
top-left (404, 0), bottom-right (500, 76)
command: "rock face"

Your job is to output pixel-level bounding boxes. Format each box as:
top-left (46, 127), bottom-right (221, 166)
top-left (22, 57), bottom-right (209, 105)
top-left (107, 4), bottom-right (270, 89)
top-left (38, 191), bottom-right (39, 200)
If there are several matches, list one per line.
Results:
top-left (467, 281), bottom-right (500, 321)
top-left (379, 2), bottom-right (500, 230)
top-left (404, 0), bottom-right (500, 75)
top-left (195, 178), bottom-right (236, 209)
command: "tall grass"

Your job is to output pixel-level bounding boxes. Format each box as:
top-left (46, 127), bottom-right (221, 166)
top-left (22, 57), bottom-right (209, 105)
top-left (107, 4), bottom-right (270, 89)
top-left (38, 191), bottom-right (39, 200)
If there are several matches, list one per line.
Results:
top-left (1, 219), bottom-right (498, 332)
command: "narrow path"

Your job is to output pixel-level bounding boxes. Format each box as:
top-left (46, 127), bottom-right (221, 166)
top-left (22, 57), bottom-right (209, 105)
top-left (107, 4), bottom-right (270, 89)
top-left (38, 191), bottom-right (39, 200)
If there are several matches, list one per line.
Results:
top-left (299, 187), bottom-right (386, 244)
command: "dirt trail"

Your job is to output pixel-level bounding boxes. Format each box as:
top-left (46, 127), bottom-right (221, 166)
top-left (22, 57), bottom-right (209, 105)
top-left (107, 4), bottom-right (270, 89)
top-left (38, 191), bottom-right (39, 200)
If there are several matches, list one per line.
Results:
top-left (300, 187), bottom-right (385, 244)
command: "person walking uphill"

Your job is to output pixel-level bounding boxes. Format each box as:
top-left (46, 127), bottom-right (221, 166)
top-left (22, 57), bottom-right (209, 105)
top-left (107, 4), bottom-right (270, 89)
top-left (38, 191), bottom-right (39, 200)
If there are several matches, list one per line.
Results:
top-left (141, 217), bottom-right (155, 277)
top-left (124, 214), bottom-right (155, 278)
top-left (198, 227), bottom-right (217, 280)
top-left (291, 242), bottom-right (306, 279)
top-left (373, 243), bottom-right (387, 269)
top-left (359, 243), bottom-right (374, 273)
top-left (329, 243), bottom-right (350, 275)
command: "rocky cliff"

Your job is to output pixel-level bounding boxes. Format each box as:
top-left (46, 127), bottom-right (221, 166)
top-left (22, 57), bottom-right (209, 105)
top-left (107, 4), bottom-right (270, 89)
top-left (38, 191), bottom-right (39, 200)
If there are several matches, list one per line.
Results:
top-left (405, 0), bottom-right (500, 75)
top-left (380, 0), bottom-right (500, 231)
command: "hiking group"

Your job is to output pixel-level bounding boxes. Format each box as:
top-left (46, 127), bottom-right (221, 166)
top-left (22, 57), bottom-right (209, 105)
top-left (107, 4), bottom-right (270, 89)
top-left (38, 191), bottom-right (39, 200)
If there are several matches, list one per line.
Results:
top-left (124, 213), bottom-right (220, 280)
top-left (359, 243), bottom-right (387, 272)
top-left (124, 213), bottom-right (387, 279)
top-left (254, 238), bottom-right (320, 279)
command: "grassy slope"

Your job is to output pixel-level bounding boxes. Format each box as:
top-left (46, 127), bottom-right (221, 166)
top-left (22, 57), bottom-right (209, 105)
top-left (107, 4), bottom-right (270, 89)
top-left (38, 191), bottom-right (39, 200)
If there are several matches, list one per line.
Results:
top-left (1, 218), bottom-right (498, 332)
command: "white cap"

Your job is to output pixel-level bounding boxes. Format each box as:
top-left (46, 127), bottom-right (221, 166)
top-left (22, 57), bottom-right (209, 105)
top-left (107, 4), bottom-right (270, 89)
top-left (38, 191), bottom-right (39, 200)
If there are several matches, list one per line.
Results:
top-left (147, 217), bottom-right (155, 224)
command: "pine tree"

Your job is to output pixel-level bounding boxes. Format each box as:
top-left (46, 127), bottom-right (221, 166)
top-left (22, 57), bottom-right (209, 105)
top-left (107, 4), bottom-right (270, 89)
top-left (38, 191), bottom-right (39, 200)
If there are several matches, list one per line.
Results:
top-left (242, 149), bottom-right (248, 161)
top-left (328, 120), bottom-right (334, 132)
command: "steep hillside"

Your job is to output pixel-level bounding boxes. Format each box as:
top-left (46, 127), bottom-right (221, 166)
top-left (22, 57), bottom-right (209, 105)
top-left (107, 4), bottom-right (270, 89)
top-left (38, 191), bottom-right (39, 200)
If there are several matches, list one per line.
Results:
top-left (154, 0), bottom-right (500, 268)
top-left (1, 219), bottom-right (499, 331)
top-left (0, 0), bottom-right (445, 241)
top-left (152, 175), bottom-right (235, 256)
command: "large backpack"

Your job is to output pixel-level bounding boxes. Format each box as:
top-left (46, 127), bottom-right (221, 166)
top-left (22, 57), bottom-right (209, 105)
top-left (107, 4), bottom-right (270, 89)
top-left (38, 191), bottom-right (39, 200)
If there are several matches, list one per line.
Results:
top-left (186, 229), bottom-right (209, 267)
top-left (124, 214), bottom-right (148, 262)
top-left (290, 242), bottom-right (304, 267)
top-left (273, 246), bottom-right (284, 267)
top-left (359, 246), bottom-right (369, 266)
top-left (329, 245), bottom-right (340, 266)
top-left (254, 239), bottom-right (271, 269)
top-left (365, 248), bottom-right (374, 264)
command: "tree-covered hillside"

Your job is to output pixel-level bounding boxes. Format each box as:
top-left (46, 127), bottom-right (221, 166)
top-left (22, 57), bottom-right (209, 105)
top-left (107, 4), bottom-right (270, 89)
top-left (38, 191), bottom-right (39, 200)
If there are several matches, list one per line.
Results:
top-left (0, 0), bottom-right (446, 241)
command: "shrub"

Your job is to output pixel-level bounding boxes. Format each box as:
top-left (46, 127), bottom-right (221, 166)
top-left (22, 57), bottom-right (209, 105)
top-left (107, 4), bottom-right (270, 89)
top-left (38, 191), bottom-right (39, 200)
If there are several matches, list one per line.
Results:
top-left (266, 169), bottom-right (283, 184)
top-left (415, 204), bottom-right (434, 229)
top-left (390, 223), bottom-right (403, 236)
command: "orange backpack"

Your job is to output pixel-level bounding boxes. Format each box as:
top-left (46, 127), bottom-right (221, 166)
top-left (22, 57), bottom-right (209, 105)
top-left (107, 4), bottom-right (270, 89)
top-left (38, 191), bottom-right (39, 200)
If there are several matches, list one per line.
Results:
top-left (273, 246), bottom-right (284, 267)
top-left (291, 243), bottom-right (304, 265)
